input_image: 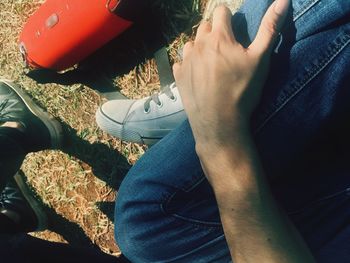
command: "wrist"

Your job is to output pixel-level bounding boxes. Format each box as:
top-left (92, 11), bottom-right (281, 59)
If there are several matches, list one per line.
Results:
top-left (195, 120), bottom-right (252, 154)
top-left (196, 138), bottom-right (260, 190)
top-left (195, 124), bottom-right (254, 168)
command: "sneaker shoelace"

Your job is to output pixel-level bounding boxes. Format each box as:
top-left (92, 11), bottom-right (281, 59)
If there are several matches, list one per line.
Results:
top-left (143, 83), bottom-right (177, 113)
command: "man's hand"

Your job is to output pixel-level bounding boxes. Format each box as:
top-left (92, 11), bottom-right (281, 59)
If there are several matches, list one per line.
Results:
top-left (173, 1), bottom-right (316, 262)
top-left (174, 0), bottom-right (289, 157)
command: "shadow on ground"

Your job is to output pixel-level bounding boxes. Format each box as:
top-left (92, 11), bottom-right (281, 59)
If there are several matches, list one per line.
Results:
top-left (60, 121), bottom-right (131, 190)
top-left (18, 1), bottom-right (201, 259)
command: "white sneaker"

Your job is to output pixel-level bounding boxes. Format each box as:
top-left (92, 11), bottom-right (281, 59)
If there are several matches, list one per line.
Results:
top-left (96, 83), bottom-right (186, 145)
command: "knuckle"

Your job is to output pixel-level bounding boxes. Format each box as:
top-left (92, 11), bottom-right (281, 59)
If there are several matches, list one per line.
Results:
top-left (215, 5), bottom-right (230, 16)
top-left (262, 17), bottom-right (279, 36)
top-left (183, 41), bottom-right (193, 50)
top-left (198, 21), bottom-right (211, 32)
top-left (199, 20), bottom-right (210, 28)
top-left (182, 41), bottom-right (194, 56)
top-left (213, 5), bottom-right (231, 25)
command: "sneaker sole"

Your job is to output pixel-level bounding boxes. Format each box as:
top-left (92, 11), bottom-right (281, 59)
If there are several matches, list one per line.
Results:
top-left (96, 107), bottom-right (162, 145)
top-left (1, 79), bottom-right (63, 149)
top-left (14, 171), bottom-right (48, 231)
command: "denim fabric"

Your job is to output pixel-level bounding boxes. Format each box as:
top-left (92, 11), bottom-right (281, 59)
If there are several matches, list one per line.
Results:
top-left (115, 0), bottom-right (350, 262)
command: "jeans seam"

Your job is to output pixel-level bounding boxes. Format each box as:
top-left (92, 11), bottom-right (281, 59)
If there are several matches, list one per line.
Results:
top-left (293, 0), bottom-right (320, 22)
top-left (169, 213), bottom-right (222, 228)
top-left (179, 170), bottom-right (206, 192)
top-left (255, 29), bottom-right (350, 134)
top-left (287, 186), bottom-right (350, 215)
top-left (160, 200), bottom-right (222, 228)
top-left (160, 176), bottom-right (222, 228)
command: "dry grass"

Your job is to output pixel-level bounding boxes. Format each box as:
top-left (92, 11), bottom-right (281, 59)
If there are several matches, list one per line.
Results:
top-left (0, 0), bottom-right (243, 258)
top-left (0, 0), bottom-right (203, 257)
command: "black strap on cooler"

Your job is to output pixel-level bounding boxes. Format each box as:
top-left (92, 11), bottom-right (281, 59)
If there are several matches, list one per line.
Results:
top-left (154, 47), bottom-right (175, 91)
top-left (26, 46), bottom-right (174, 100)
top-left (113, 0), bottom-right (151, 23)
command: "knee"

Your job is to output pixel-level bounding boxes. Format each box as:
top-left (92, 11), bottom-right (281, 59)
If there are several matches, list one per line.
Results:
top-left (113, 167), bottom-right (165, 261)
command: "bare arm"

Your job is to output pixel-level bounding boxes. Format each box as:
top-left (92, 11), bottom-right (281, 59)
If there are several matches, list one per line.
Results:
top-left (174, 0), bottom-right (316, 262)
top-left (198, 133), bottom-right (315, 262)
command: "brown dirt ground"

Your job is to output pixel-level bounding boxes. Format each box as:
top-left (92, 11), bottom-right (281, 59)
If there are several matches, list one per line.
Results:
top-left (0, 0), bottom-right (203, 258)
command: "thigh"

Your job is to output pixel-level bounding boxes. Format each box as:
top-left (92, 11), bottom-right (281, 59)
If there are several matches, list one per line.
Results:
top-left (115, 120), bottom-right (231, 262)
top-left (288, 188), bottom-right (350, 263)
top-left (115, 1), bottom-right (350, 262)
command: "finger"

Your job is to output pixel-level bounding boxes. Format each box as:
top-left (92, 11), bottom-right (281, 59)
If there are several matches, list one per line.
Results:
top-left (195, 20), bottom-right (212, 42)
top-left (212, 5), bottom-right (236, 41)
top-left (249, 0), bottom-right (290, 55)
top-left (172, 63), bottom-right (189, 111)
top-left (182, 41), bottom-right (194, 59)
top-left (172, 63), bottom-right (181, 80)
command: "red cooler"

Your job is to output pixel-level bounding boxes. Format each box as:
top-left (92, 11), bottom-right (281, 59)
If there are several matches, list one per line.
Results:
top-left (19, 0), bottom-right (134, 71)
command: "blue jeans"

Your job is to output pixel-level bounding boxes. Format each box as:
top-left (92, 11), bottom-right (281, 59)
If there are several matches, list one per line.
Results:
top-left (115, 0), bottom-right (350, 262)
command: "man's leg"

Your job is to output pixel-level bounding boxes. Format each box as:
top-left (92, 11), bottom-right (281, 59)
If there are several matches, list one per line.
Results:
top-left (0, 79), bottom-right (64, 231)
top-left (116, 120), bottom-right (229, 262)
top-left (0, 128), bottom-right (25, 191)
top-left (0, 171), bottom-right (120, 263)
top-left (0, 80), bottom-right (120, 263)
top-left (0, 79), bottom-right (62, 190)
top-left (115, 0), bottom-right (350, 262)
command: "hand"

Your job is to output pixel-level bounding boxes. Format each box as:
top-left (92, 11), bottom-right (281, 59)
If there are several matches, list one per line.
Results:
top-left (174, 0), bottom-right (290, 155)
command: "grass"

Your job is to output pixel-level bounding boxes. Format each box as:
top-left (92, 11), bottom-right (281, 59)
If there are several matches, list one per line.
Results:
top-left (0, 0), bottom-right (203, 256)
top-left (0, 0), bottom-right (243, 258)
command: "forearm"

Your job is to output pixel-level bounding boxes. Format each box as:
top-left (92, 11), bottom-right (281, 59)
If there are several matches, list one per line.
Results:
top-left (197, 135), bottom-right (315, 263)
top-left (174, 0), bottom-right (312, 261)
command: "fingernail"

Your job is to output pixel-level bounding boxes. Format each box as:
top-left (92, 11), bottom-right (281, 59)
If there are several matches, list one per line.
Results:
top-left (274, 0), bottom-right (290, 16)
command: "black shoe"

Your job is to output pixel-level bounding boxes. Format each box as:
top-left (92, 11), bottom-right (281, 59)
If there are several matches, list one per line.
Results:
top-left (0, 79), bottom-right (62, 152)
top-left (0, 172), bottom-right (47, 233)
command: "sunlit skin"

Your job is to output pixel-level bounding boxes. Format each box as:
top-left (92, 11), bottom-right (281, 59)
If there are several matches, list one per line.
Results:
top-left (174, 0), bottom-right (316, 262)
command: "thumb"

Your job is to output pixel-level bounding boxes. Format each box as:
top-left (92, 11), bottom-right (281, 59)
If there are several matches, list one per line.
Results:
top-left (249, 0), bottom-right (290, 56)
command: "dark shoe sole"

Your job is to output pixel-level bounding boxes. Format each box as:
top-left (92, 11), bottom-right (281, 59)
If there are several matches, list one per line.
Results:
top-left (1, 79), bottom-right (63, 149)
top-left (14, 171), bottom-right (48, 231)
